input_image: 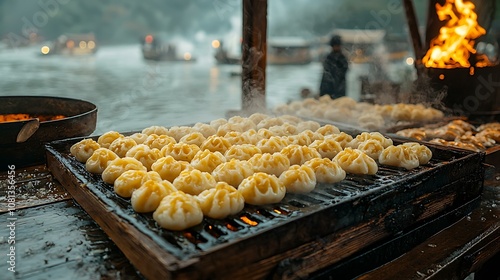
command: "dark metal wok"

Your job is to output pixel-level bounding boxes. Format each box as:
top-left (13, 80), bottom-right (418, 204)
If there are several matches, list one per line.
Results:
top-left (0, 96), bottom-right (97, 169)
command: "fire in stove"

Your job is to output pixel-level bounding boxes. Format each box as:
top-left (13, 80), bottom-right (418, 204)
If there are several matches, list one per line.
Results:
top-left (403, 0), bottom-right (500, 120)
top-left (422, 0), bottom-right (496, 69)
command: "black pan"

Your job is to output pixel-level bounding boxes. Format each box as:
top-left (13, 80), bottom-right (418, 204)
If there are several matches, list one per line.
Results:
top-left (0, 96), bottom-right (97, 169)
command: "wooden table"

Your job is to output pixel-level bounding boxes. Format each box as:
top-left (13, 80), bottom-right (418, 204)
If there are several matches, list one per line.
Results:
top-left (1, 164), bottom-right (498, 280)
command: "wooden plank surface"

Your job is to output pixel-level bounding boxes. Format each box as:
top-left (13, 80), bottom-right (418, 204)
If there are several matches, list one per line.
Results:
top-left (0, 200), bottom-right (140, 280)
top-left (0, 164), bottom-right (70, 213)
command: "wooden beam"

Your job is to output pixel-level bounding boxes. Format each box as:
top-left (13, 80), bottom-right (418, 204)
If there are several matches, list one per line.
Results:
top-left (241, 0), bottom-right (267, 112)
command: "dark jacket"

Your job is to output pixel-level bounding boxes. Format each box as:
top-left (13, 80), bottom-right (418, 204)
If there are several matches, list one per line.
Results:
top-left (319, 50), bottom-right (348, 99)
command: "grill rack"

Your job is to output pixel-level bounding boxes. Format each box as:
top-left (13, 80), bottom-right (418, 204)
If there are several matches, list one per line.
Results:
top-left (45, 135), bottom-right (485, 279)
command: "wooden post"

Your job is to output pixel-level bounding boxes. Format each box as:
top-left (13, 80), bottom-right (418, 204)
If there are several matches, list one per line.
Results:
top-left (402, 0), bottom-right (424, 74)
top-left (241, 0), bottom-right (267, 113)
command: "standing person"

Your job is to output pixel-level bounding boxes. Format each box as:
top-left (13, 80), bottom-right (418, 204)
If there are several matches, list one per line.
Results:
top-left (319, 35), bottom-right (349, 99)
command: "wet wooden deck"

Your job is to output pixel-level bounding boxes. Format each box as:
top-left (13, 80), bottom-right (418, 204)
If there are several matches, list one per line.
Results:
top-left (0, 164), bottom-right (498, 280)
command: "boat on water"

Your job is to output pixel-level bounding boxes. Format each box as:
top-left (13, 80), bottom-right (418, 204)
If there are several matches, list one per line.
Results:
top-left (212, 37), bottom-right (312, 65)
top-left (141, 34), bottom-right (195, 62)
top-left (40, 33), bottom-right (97, 56)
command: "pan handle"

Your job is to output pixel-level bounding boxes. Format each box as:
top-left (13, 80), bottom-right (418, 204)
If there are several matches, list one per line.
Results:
top-left (16, 118), bottom-right (40, 143)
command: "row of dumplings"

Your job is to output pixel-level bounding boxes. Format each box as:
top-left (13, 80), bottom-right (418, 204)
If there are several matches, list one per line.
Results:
top-left (70, 114), bottom-right (433, 231)
top-left (274, 96), bottom-right (445, 130)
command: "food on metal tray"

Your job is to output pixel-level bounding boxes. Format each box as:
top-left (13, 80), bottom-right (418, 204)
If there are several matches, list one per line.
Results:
top-left (378, 145), bottom-right (420, 170)
top-left (197, 182), bottom-right (245, 219)
top-left (141, 125), bottom-right (168, 136)
top-left (212, 159), bottom-right (254, 188)
top-left (357, 139), bottom-right (385, 160)
top-left (238, 172), bottom-right (286, 205)
top-left (70, 138), bottom-right (100, 163)
top-left (304, 158), bottom-right (346, 183)
top-left (281, 144), bottom-right (322, 165)
top-left (153, 191), bottom-right (204, 231)
top-left (73, 113), bottom-right (437, 231)
top-left (396, 120), bottom-right (500, 151)
top-left (113, 170), bottom-right (148, 198)
top-left (279, 165), bottom-right (317, 194)
top-left (334, 148), bottom-right (378, 175)
top-left (190, 149), bottom-right (226, 173)
top-left (172, 169), bottom-right (217, 195)
top-left (101, 157), bottom-right (147, 184)
top-left (85, 148), bottom-right (119, 174)
top-left (224, 144), bottom-right (262, 161)
top-left (97, 131), bottom-right (124, 149)
top-left (309, 138), bottom-right (343, 159)
top-left (150, 156), bottom-right (193, 182)
top-left (108, 137), bottom-right (137, 158)
top-left (126, 144), bottom-right (162, 170)
top-left (161, 142), bottom-right (200, 162)
top-left (131, 179), bottom-right (177, 213)
top-left (248, 152), bottom-right (290, 177)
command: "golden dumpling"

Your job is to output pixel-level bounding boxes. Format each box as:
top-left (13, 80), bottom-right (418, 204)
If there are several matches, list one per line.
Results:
top-left (357, 139), bottom-right (385, 160)
top-left (173, 169), bottom-right (217, 195)
top-left (190, 149), bottom-right (226, 173)
top-left (127, 133), bottom-right (149, 144)
top-left (238, 172), bottom-right (286, 205)
top-left (193, 122), bottom-right (217, 138)
top-left (216, 122), bottom-right (245, 136)
top-left (241, 129), bottom-right (262, 145)
top-left (212, 159), bottom-right (254, 187)
top-left (316, 124), bottom-right (340, 136)
top-left (223, 131), bottom-right (247, 145)
top-left (167, 126), bottom-right (196, 142)
top-left (97, 131), bottom-right (124, 149)
top-left (209, 118), bottom-right (228, 131)
top-left (143, 134), bottom-right (176, 150)
top-left (200, 135), bottom-right (232, 154)
top-left (278, 114), bottom-right (302, 125)
top-left (257, 117), bottom-right (284, 130)
top-left (257, 128), bottom-right (276, 139)
top-left (131, 179), bottom-right (177, 213)
top-left (248, 112), bottom-right (269, 125)
top-left (197, 182), bottom-right (245, 219)
top-left (296, 120), bottom-right (321, 132)
top-left (141, 170), bottom-right (163, 184)
top-left (324, 132), bottom-right (353, 149)
top-left (153, 191), bottom-right (203, 231)
top-left (281, 144), bottom-right (321, 166)
top-left (85, 148), bottom-right (119, 174)
top-left (224, 144), bottom-right (262, 161)
top-left (227, 115), bottom-right (256, 131)
top-left (347, 132), bottom-right (393, 149)
top-left (378, 145), bottom-right (419, 170)
top-left (161, 143), bottom-right (200, 162)
top-left (279, 165), bottom-right (316, 194)
top-left (101, 157), bottom-right (147, 184)
top-left (141, 125), bottom-right (169, 136)
top-left (151, 156), bottom-right (193, 182)
top-left (108, 137), bottom-right (137, 158)
top-left (256, 136), bottom-right (288, 154)
top-left (309, 139), bottom-right (343, 159)
top-left (179, 132), bottom-right (206, 147)
top-left (70, 138), bottom-right (100, 163)
top-left (334, 148), bottom-right (378, 175)
top-left (401, 142), bottom-right (433, 165)
top-left (270, 123), bottom-right (298, 136)
top-left (304, 158), bottom-right (346, 183)
top-left (114, 170), bottom-right (148, 198)
top-left (125, 144), bottom-right (162, 171)
top-left (248, 152), bottom-right (290, 177)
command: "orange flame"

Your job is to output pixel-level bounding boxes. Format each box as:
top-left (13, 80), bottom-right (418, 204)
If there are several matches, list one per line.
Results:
top-left (423, 0), bottom-right (487, 68)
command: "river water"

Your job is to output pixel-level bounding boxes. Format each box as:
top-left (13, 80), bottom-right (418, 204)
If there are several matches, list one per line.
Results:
top-left (0, 44), bottom-right (410, 135)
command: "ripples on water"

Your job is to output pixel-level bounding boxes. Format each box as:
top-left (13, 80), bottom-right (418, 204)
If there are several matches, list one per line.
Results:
top-left (0, 44), bottom-right (384, 134)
